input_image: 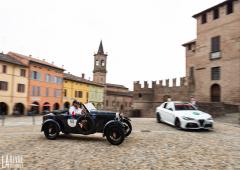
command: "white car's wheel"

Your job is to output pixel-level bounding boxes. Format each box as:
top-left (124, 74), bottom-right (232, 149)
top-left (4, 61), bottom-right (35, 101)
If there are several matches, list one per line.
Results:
top-left (174, 118), bottom-right (182, 130)
top-left (156, 113), bottom-right (161, 123)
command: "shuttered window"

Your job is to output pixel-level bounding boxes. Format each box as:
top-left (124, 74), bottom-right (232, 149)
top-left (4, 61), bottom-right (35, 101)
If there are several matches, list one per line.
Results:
top-left (17, 84), bottom-right (25, 93)
top-left (0, 81), bottom-right (8, 91)
top-left (211, 36), bottom-right (220, 53)
top-left (211, 67), bottom-right (221, 80)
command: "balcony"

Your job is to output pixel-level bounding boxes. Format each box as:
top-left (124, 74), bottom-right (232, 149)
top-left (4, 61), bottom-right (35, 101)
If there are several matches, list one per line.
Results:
top-left (210, 51), bottom-right (221, 60)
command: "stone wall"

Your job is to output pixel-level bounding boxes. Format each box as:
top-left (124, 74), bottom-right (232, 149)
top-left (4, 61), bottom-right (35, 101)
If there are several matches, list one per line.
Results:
top-left (131, 77), bottom-right (194, 117)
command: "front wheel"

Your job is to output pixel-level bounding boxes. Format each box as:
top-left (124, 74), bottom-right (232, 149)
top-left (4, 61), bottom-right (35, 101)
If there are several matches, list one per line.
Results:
top-left (43, 123), bottom-right (59, 140)
top-left (175, 118), bottom-right (182, 130)
top-left (122, 119), bottom-right (132, 137)
top-left (156, 113), bottom-right (161, 123)
top-left (106, 126), bottom-right (125, 145)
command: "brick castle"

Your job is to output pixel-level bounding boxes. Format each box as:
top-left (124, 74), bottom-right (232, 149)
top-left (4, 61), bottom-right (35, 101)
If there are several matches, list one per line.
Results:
top-left (132, 0), bottom-right (240, 117)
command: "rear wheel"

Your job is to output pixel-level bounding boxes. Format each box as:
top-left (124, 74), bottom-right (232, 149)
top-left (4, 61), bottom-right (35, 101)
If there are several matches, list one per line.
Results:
top-left (77, 116), bottom-right (95, 135)
top-left (44, 123), bottom-right (59, 140)
top-left (175, 118), bottom-right (181, 130)
top-left (106, 125), bottom-right (125, 145)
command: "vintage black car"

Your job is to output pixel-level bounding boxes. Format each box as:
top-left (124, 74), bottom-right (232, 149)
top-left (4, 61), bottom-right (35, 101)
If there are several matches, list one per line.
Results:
top-left (41, 103), bottom-right (132, 145)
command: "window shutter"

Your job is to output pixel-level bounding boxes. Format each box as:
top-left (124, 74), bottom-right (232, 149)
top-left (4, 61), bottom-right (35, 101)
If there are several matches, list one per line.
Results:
top-left (32, 72), bottom-right (34, 79)
top-left (38, 73), bottom-right (41, 81)
top-left (211, 36), bottom-right (220, 52)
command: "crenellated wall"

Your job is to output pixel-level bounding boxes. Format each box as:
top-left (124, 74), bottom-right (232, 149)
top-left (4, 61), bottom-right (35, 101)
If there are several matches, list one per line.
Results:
top-left (132, 77), bottom-right (195, 117)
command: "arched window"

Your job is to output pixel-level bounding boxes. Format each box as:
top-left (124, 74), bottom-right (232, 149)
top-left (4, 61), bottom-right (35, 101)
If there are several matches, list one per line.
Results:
top-left (0, 102), bottom-right (8, 115)
top-left (211, 84), bottom-right (221, 102)
top-left (13, 103), bottom-right (25, 115)
top-left (31, 102), bottom-right (40, 114)
top-left (43, 102), bottom-right (50, 112)
top-left (101, 60), bottom-right (105, 66)
top-left (53, 103), bottom-right (60, 110)
top-left (96, 60), bottom-right (99, 66)
top-left (64, 102), bottom-right (70, 109)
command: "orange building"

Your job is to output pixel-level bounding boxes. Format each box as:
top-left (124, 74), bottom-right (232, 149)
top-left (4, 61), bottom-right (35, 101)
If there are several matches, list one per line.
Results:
top-left (8, 52), bottom-right (64, 114)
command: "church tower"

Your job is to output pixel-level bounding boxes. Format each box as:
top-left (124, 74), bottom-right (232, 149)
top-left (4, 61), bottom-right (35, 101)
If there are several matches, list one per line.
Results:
top-left (93, 40), bottom-right (107, 84)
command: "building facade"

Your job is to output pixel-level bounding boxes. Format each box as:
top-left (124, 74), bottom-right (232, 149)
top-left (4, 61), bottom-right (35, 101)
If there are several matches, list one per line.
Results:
top-left (132, 0), bottom-right (240, 117)
top-left (8, 52), bottom-right (64, 114)
top-left (93, 41), bottom-right (133, 113)
top-left (104, 83), bottom-right (133, 114)
top-left (63, 73), bottom-right (104, 110)
top-left (0, 53), bottom-right (28, 115)
top-left (88, 84), bottom-right (104, 109)
top-left (184, 0), bottom-right (240, 105)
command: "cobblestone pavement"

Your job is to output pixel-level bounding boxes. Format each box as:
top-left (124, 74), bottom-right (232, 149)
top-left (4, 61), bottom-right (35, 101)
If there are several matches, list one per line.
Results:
top-left (0, 115), bottom-right (240, 170)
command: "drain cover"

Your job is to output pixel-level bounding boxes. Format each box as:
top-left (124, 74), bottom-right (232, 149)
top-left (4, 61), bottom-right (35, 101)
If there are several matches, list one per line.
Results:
top-left (141, 130), bottom-right (151, 132)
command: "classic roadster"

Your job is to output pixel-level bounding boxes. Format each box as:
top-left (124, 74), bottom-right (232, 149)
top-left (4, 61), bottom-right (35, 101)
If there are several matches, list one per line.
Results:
top-left (41, 103), bottom-right (132, 145)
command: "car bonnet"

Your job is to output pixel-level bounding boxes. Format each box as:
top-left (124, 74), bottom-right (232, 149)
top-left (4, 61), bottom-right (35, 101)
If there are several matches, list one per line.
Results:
top-left (176, 110), bottom-right (211, 119)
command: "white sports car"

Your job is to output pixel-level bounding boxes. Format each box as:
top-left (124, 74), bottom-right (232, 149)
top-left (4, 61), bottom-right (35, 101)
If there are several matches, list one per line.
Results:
top-left (156, 101), bottom-right (214, 129)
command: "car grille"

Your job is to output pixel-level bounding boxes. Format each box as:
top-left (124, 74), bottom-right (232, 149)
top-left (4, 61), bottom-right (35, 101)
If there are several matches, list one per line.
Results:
top-left (186, 123), bottom-right (199, 128)
top-left (198, 119), bottom-right (205, 127)
top-left (204, 124), bottom-right (213, 128)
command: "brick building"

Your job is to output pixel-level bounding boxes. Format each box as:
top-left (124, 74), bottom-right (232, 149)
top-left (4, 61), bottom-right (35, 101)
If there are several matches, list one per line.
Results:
top-left (184, 0), bottom-right (240, 105)
top-left (132, 0), bottom-right (240, 117)
top-left (93, 41), bottom-right (133, 113)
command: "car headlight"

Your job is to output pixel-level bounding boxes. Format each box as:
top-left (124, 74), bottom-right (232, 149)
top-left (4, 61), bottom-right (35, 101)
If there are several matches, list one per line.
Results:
top-left (207, 117), bottom-right (213, 120)
top-left (182, 116), bottom-right (195, 120)
top-left (116, 112), bottom-right (120, 119)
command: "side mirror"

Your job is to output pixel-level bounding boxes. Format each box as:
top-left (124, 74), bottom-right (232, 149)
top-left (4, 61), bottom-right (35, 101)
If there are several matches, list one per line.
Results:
top-left (168, 108), bottom-right (173, 111)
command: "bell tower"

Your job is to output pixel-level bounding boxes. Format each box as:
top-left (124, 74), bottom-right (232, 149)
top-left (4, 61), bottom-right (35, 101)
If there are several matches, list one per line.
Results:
top-left (93, 40), bottom-right (107, 84)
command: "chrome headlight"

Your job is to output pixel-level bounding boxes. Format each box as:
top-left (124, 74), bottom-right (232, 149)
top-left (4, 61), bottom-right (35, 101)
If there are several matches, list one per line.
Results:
top-left (116, 112), bottom-right (120, 120)
top-left (182, 116), bottom-right (195, 120)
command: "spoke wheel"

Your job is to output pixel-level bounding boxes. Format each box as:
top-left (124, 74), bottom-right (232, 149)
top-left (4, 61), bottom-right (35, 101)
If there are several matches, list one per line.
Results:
top-left (44, 123), bottom-right (59, 140)
top-left (106, 126), bottom-right (125, 145)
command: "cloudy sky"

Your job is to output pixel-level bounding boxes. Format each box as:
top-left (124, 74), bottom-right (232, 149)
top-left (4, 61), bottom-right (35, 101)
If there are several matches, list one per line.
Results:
top-left (0, 0), bottom-right (223, 89)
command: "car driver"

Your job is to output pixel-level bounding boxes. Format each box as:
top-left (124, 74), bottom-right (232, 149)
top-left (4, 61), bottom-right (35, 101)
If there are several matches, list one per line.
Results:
top-left (69, 100), bottom-right (87, 129)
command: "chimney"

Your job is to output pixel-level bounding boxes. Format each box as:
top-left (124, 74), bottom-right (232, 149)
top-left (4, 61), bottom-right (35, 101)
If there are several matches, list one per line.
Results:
top-left (62, 65), bottom-right (64, 68)
top-left (42, 59), bottom-right (46, 61)
top-left (29, 55), bottom-right (32, 58)
top-left (51, 62), bottom-right (54, 64)
top-left (82, 73), bottom-right (85, 79)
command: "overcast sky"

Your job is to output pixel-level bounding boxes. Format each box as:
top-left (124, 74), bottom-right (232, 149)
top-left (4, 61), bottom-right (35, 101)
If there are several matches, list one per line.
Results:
top-left (0, 0), bottom-right (224, 90)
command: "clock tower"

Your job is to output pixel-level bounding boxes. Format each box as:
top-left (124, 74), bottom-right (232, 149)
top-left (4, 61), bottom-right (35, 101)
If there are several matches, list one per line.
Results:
top-left (93, 40), bottom-right (107, 84)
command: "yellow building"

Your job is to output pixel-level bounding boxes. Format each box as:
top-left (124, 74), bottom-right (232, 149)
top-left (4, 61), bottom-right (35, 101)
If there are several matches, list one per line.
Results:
top-left (0, 53), bottom-right (28, 115)
top-left (63, 73), bottom-right (89, 109)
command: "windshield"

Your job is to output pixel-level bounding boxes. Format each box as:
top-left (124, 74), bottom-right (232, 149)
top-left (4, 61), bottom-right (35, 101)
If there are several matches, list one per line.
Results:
top-left (84, 103), bottom-right (97, 112)
top-left (174, 103), bottom-right (197, 111)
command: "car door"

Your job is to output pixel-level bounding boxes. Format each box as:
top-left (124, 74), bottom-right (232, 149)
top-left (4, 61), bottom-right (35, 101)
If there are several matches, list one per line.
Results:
top-left (168, 103), bottom-right (176, 125)
top-left (165, 103), bottom-right (175, 125)
top-left (160, 102), bottom-right (168, 122)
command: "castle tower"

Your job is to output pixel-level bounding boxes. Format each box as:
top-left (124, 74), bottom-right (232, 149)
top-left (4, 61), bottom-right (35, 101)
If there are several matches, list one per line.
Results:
top-left (93, 40), bottom-right (107, 84)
